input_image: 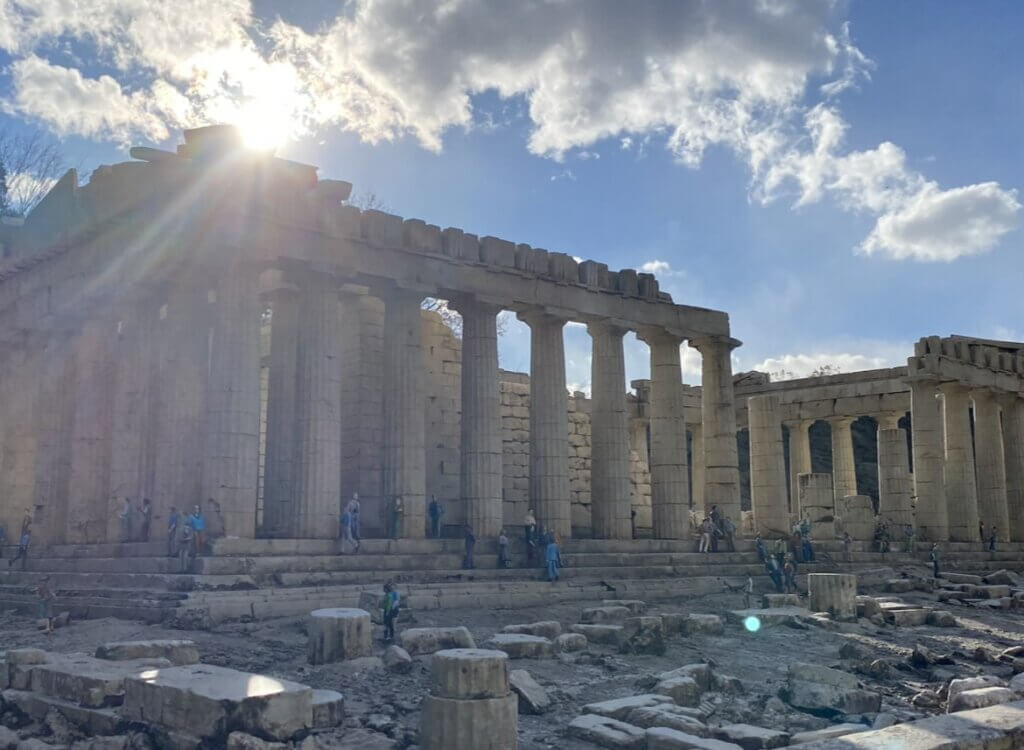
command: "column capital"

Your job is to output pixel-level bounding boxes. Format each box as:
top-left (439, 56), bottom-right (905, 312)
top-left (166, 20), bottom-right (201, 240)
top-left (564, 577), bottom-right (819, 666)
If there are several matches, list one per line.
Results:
top-left (996, 392), bottom-right (1024, 408)
top-left (516, 308), bottom-right (568, 328)
top-left (636, 326), bottom-right (684, 347)
top-left (586, 319), bottom-right (630, 339)
top-left (447, 294), bottom-right (503, 318)
top-left (875, 413), bottom-right (902, 431)
top-left (969, 387), bottom-right (999, 403)
top-left (827, 415), bottom-right (855, 427)
top-left (936, 380), bottom-right (968, 396)
top-left (688, 334), bottom-right (742, 353)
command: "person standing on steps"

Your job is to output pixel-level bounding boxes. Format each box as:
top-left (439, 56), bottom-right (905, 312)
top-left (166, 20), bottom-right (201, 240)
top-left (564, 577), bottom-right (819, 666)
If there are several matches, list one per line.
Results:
top-left (428, 495), bottom-right (444, 538)
top-left (9, 509), bottom-right (32, 570)
top-left (462, 524), bottom-right (476, 569)
top-left (722, 515), bottom-right (736, 552)
top-left (139, 498), bottom-right (152, 542)
top-left (498, 529), bottom-right (511, 568)
top-left (167, 506), bottom-right (180, 558)
top-left (524, 509), bottom-right (537, 566)
top-left (843, 531), bottom-right (853, 563)
top-left (754, 533), bottom-right (767, 563)
top-left (773, 537), bottom-right (786, 569)
top-left (545, 533), bottom-right (562, 583)
top-left (930, 543), bottom-right (940, 578)
top-left (389, 496), bottom-right (404, 540)
top-left (118, 497), bottom-right (133, 542)
top-left (187, 504), bottom-right (206, 555)
top-left (709, 505), bottom-right (722, 552)
top-left (36, 575), bottom-right (56, 634)
top-left (348, 493), bottom-right (362, 548)
top-left (744, 575), bottom-right (754, 609)
top-left (630, 508), bottom-right (637, 540)
top-left (338, 506), bottom-right (355, 555)
top-left (979, 520), bottom-right (986, 547)
top-left (178, 523), bottom-right (196, 573)
top-left (988, 527), bottom-right (997, 552)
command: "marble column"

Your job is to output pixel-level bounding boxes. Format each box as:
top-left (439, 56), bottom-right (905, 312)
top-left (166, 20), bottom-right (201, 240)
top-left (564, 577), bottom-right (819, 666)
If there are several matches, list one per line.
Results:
top-left (520, 312), bottom-right (571, 538)
top-left (748, 395), bottom-right (788, 535)
top-left (828, 417), bottom-right (857, 502)
top-left (690, 423), bottom-right (704, 510)
top-left (32, 331), bottom-right (74, 545)
top-left (201, 265), bottom-right (262, 538)
top-left (909, 379), bottom-right (947, 541)
top-left (972, 389), bottom-right (1009, 541)
top-left (643, 330), bottom-right (689, 539)
top-left (1, 333), bottom-right (41, 539)
top-left (454, 298), bottom-right (503, 537)
top-left (293, 277), bottom-right (343, 539)
top-left (588, 321), bottom-right (632, 539)
top-left (787, 419), bottom-right (813, 516)
top-left (691, 335), bottom-right (741, 526)
top-left (262, 287), bottom-right (300, 537)
top-left (877, 416), bottom-right (913, 528)
top-left (67, 319), bottom-right (116, 544)
top-left (939, 383), bottom-right (979, 542)
top-left (998, 394), bottom-right (1024, 542)
top-left (382, 289), bottom-right (426, 538)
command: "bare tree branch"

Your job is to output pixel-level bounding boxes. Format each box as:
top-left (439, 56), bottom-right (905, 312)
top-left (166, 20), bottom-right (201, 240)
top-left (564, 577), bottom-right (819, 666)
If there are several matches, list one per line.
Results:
top-left (0, 129), bottom-right (64, 216)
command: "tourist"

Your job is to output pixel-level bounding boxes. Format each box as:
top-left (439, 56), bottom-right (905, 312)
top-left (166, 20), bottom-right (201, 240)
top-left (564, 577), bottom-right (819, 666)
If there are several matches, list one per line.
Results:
top-left (878, 522), bottom-right (891, 554)
top-left (630, 508), bottom-right (637, 539)
top-left (545, 534), bottom-right (561, 583)
top-left (8, 509), bottom-right (31, 570)
top-left (930, 543), bottom-right (940, 578)
top-left (138, 498), bottom-right (152, 542)
top-left (428, 495), bottom-right (444, 538)
top-left (783, 555), bottom-right (798, 594)
top-left (187, 504), bottom-right (206, 555)
top-left (709, 505), bottom-right (722, 552)
top-left (498, 529), bottom-right (511, 568)
top-left (765, 557), bottom-right (783, 593)
top-left (790, 527), bottom-right (803, 563)
top-left (979, 520), bottom-right (985, 544)
top-left (167, 506), bottom-right (180, 557)
top-left (843, 531), bottom-right (853, 563)
top-left (988, 527), bottom-right (997, 552)
top-left (118, 497), bottom-right (133, 542)
top-left (524, 509), bottom-right (537, 564)
top-left (799, 514), bottom-right (811, 538)
top-left (36, 575), bottom-right (56, 635)
top-left (381, 580), bottom-right (401, 642)
top-left (773, 537), bottom-right (786, 568)
top-left (206, 498), bottom-right (225, 543)
top-left (744, 575), bottom-right (754, 609)
top-left (754, 533), bottom-right (767, 563)
top-left (338, 506), bottom-right (355, 555)
top-left (178, 523), bottom-right (196, 573)
top-left (698, 518), bottom-right (712, 554)
top-left (462, 524), bottom-right (476, 569)
top-left (722, 515), bottom-right (736, 552)
top-left (802, 531), bottom-right (815, 562)
top-left (349, 493), bottom-right (362, 545)
top-left (390, 496), bottom-right (404, 539)
top-left (904, 524), bottom-right (916, 554)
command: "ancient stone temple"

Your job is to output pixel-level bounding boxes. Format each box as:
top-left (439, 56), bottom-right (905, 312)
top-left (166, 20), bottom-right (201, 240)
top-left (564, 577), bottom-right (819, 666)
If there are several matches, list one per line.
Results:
top-left (0, 125), bottom-right (741, 546)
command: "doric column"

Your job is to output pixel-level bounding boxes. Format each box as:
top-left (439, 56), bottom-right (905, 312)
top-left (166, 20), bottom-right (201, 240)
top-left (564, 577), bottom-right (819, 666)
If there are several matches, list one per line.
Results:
top-left (32, 331), bottom-right (74, 545)
top-left (453, 298), bottom-right (503, 537)
top-left (909, 379), bottom-right (947, 541)
top-left (587, 321), bottom-right (632, 539)
top-left (1, 333), bottom-right (41, 539)
top-left (262, 286), bottom-right (300, 537)
top-left (691, 335), bottom-right (741, 525)
top-left (520, 312), bottom-right (571, 538)
top-left (292, 276), bottom-right (343, 539)
top-left (786, 419), bottom-right (813, 516)
top-left (382, 289), bottom-right (426, 538)
top-left (690, 423), bottom-right (704, 510)
top-left (877, 426), bottom-right (913, 527)
top-left (939, 382), bottom-right (979, 542)
top-left (972, 389), bottom-right (1009, 540)
top-left (201, 265), bottom-right (262, 538)
top-left (828, 417), bottom-right (857, 501)
top-left (641, 330), bottom-right (689, 538)
top-left (748, 395), bottom-right (788, 535)
top-left (998, 394), bottom-right (1024, 542)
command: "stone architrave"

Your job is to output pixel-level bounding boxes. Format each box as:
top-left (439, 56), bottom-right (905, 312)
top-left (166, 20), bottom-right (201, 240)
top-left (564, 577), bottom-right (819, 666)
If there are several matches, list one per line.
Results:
top-left (828, 417), bottom-right (857, 502)
top-left (787, 420), bottom-right (813, 516)
top-left (877, 426), bottom-right (913, 528)
top-left (798, 473), bottom-right (835, 539)
top-left (453, 298), bottom-right (503, 537)
top-left (262, 286), bottom-right (300, 537)
top-left (748, 395), bottom-right (788, 536)
top-left (642, 330), bottom-right (689, 538)
top-left (587, 321), bottom-right (632, 539)
top-left (939, 383), bottom-right (979, 542)
top-left (909, 379), bottom-right (948, 541)
top-left (691, 335), bottom-right (742, 526)
top-left (519, 311), bottom-right (571, 538)
top-left (998, 394), bottom-right (1024, 542)
top-left (382, 289), bottom-right (427, 538)
top-left (293, 277), bottom-right (343, 538)
top-left (972, 390), bottom-right (1009, 540)
top-left (201, 265), bottom-right (261, 538)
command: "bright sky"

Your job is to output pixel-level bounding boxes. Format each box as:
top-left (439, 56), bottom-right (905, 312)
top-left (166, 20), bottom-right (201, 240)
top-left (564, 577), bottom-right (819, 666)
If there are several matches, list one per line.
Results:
top-left (0, 1), bottom-right (1021, 391)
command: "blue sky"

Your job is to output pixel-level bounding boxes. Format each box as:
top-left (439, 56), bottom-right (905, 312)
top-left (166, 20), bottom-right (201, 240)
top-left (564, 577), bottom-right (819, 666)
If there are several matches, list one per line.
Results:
top-left (1, 0), bottom-right (1021, 390)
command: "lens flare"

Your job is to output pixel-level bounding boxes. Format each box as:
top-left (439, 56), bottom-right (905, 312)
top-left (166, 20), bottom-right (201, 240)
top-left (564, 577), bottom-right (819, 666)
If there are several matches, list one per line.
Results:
top-left (743, 616), bottom-right (761, 633)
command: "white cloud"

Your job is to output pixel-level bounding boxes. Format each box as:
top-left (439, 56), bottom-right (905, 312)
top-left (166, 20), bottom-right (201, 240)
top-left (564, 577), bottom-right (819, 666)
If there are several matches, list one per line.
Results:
top-left (750, 343), bottom-right (908, 380)
top-left (640, 259), bottom-right (672, 274)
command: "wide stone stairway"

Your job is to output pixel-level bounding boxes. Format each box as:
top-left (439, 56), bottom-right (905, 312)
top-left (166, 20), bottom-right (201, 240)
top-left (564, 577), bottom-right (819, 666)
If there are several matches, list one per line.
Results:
top-left (2, 537), bottom-right (1022, 626)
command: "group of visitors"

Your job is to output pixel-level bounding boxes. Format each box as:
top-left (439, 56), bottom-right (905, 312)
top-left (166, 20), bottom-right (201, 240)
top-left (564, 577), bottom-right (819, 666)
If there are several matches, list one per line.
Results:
top-left (697, 505), bottom-right (736, 553)
top-left (166, 502), bottom-right (223, 572)
top-left (979, 521), bottom-right (999, 551)
top-left (754, 532), bottom-right (801, 594)
top-left (118, 497), bottom-right (155, 543)
top-left (524, 508), bottom-right (562, 581)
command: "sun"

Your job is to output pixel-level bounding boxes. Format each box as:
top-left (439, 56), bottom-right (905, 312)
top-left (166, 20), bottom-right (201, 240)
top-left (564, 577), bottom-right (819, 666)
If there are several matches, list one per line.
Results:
top-left (237, 101), bottom-right (294, 152)
top-left (233, 64), bottom-right (304, 152)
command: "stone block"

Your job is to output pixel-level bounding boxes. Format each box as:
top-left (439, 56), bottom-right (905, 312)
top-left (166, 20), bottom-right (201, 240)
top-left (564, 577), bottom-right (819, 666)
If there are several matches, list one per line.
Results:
top-left (584, 693), bottom-right (674, 720)
top-left (227, 732), bottom-right (289, 750)
top-left (509, 669), bottom-right (551, 714)
top-left (947, 686), bottom-right (1016, 713)
top-left (567, 714), bottom-right (645, 749)
top-left (661, 613), bottom-right (686, 635)
top-left (808, 574), bottom-right (857, 620)
top-left (681, 614), bottom-right (725, 636)
top-left (480, 236), bottom-right (516, 267)
top-left (502, 621), bottom-right (561, 639)
top-left (0, 688), bottom-right (124, 736)
top-left (6, 649), bottom-right (48, 665)
top-left (646, 727), bottom-right (741, 750)
top-left (485, 634), bottom-right (553, 660)
top-left (122, 664), bottom-right (313, 741)
top-left (784, 662), bottom-right (880, 716)
top-left (555, 633), bottom-right (587, 652)
top-left (855, 596), bottom-right (881, 618)
top-left (95, 640), bottom-right (199, 666)
top-left (30, 654), bottom-right (164, 708)
top-left (307, 608), bottom-right (372, 664)
top-left (654, 676), bottom-right (703, 706)
top-left (570, 624), bottom-right (623, 645)
top-left (885, 578), bottom-right (914, 593)
top-left (761, 594), bottom-right (801, 608)
top-left (984, 569), bottom-right (1020, 586)
top-left (885, 608), bottom-right (929, 626)
top-left (949, 676), bottom-right (1005, 703)
top-left (420, 693), bottom-right (517, 750)
top-left (927, 610), bottom-right (958, 627)
top-left (942, 572), bottom-right (982, 584)
top-left (787, 723), bottom-right (867, 744)
top-left (383, 645), bottom-right (412, 673)
top-left (713, 724), bottom-right (790, 749)
top-left (399, 626), bottom-right (476, 656)
top-left (619, 616), bottom-right (666, 655)
top-left (431, 649), bottom-right (509, 699)
top-left (311, 689), bottom-right (344, 729)
top-left (604, 599), bottom-right (647, 614)
top-left (624, 704), bottom-right (707, 735)
top-left (659, 664), bottom-right (713, 691)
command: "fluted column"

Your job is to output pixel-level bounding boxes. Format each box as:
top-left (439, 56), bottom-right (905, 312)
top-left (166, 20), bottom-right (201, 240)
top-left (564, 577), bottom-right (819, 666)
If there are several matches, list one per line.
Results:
top-left (691, 335), bottom-right (741, 525)
top-left (588, 321), bottom-right (632, 539)
top-left (828, 417), bottom-right (857, 502)
top-left (32, 331), bottom-right (73, 545)
top-left (453, 298), bottom-right (503, 537)
top-left (520, 312), bottom-right (571, 537)
top-left (972, 389), bottom-right (1009, 540)
top-left (262, 287), bottom-right (300, 537)
top-left (382, 289), bottom-right (426, 538)
top-left (293, 277), bottom-right (343, 538)
top-left (909, 379), bottom-right (947, 541)
top-left (787, 419), bottom-right (813, 516)
top-left (642, 330), bottom-right (689, 538)
top-left (877, 423), bottom-right (913, 527)
top-left (690, 423), bottom-right (704, 510)
top-left (748, 395), bottom-right (788, 535)
top-left (998, 394), bottom-right (1024, 542)
top-left (939, 382), bottom-right (978, 542)
top-left (201, 265), bottom-right (261, 538)
top-left (1, 333), bottom-right (41, 538)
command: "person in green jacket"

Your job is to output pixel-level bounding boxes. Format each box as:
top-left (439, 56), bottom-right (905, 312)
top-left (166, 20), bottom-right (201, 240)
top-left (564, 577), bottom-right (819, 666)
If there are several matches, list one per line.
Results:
top-left (380, 581), bottom-right (401, 642)
top-left (929, 543), bottom-right (940, 578)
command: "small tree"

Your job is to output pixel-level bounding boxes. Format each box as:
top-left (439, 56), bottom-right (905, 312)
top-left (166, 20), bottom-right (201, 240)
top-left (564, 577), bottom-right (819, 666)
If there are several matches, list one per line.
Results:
top-left (0, 129), bottom-right (64, 216)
